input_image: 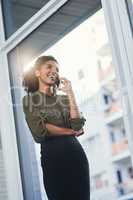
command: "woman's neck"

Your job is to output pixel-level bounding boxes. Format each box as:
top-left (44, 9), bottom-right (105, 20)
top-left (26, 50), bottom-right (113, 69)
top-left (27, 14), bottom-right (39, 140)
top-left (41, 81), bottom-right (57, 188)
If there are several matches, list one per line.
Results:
top-left (38, 84), bottom-right (54, 96)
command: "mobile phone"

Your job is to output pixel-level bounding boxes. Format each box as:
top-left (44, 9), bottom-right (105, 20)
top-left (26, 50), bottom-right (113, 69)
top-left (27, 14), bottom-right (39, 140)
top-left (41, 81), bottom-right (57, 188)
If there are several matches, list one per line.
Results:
top-left (55, 76), bottom-right (60, 87)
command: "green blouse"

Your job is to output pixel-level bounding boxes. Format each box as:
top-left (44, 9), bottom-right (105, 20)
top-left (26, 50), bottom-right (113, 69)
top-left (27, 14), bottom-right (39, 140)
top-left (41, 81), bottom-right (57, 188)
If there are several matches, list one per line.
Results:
top-left (22, 90), bottom-right (86, 143)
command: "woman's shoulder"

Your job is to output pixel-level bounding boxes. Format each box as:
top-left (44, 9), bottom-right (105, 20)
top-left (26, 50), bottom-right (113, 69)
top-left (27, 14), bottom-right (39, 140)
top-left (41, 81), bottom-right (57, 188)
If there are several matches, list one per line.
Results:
top-left (22, 93), bottom-right (29, 105)
top-left (22, 92), bottom-right (34, 103)
top-left (22, 91), bottom-right (42, 108)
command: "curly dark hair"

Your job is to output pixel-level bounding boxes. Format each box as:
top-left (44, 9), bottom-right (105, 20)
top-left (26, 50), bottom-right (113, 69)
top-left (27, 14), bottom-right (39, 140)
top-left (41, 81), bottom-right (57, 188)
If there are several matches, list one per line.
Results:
top-left (22, 55), bottom-right (59, 94)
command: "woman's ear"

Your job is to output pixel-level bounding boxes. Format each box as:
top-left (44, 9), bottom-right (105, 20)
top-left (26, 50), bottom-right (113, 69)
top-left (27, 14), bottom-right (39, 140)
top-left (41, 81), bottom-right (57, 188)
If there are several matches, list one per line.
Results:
top-left (35, 69), bottom-right (40, 78)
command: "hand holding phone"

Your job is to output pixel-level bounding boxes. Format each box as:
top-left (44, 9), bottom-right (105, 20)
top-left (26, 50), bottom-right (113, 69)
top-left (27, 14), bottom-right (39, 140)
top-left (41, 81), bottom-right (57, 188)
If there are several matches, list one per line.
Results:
top-left (55, 76), bottom-right (60, 87)
top-left (57, 77), bottom-right (72, 94)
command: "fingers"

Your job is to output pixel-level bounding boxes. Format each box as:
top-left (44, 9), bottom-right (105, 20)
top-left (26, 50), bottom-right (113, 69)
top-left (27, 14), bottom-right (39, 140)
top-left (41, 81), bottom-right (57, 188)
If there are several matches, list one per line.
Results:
top-left (78, 128), bottom-right (84, 133)
top-left (59, 77), bottom-right (68, 81)
top-left (75, 132), bottom-right (84, 137)
top-left (58, 77), bottom-right (72, 94)
top-left (75, 128), bottom-right (84, 136)
top-left (59, 77), bottom-right (71, 84)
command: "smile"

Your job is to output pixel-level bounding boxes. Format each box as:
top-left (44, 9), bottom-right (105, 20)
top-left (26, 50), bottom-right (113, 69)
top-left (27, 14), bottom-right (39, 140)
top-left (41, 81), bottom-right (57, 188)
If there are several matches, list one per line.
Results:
top-left (47, 74), bottom-right (56, 81)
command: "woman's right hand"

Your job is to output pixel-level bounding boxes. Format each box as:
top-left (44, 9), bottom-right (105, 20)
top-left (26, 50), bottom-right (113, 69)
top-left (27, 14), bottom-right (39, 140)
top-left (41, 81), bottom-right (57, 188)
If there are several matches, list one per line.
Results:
top-left (74, 128), bottom-right (84, 137)
top-left (66, 128), bottom-right (84, 136)
top-left (58, 77), bottom-right (73, 95)
top-left (65, 128), bottom-right (77, 135)
top-left (45, 123), bottom-right (84, 137)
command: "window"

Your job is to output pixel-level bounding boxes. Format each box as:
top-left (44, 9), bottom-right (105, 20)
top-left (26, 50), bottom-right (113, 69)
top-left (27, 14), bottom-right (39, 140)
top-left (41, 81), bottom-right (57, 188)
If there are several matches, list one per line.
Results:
top-left (126, 0), bottom-right (133, 34)
top-left (7, 1), bottom-right (102, 198)
top-left (121, 127), bottom-right (126, 137)
top-left (102, 87), bottom-right (113, 109)
top-left (116, 170), bottom-right (123, 183)
top-left (110, 131), bottom-right (116, 143)
top-left (128, 167), bottom-right (133, 179)
top-left (103, 94), bottom-right (110, 104)
top-left (92, 173), bottom-right (109, 190)
top-left (2, 0), bottom-right (50, 38)
top-left (8, 0), bottom-right (101, 69)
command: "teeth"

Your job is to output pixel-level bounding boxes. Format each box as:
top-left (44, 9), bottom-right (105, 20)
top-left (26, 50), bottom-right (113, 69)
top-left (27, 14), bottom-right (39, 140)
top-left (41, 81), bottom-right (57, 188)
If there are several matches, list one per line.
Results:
top-left (48, 75), bottom-right (56, 80)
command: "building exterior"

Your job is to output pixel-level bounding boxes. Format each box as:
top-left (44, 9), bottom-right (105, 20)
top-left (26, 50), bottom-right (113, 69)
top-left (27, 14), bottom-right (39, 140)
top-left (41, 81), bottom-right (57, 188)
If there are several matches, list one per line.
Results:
top-left (75, 11), bottom-right (133, 199)
top-left (96, 46), bottom-right (133, 200)
top-left (0, 0), bottom-right (133, 200)
top-left (79, 40), bottom-right (133, 200)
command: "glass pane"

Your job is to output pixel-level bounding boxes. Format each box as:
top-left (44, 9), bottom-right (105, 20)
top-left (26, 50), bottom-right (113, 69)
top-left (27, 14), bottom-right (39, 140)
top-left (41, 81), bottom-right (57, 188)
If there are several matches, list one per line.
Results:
top-left (124, 0), bottom-right (133, 82)
top-left (7, 1), bottom-right (101, 199)
top-left (8, 0), bottom-right (101, 68)
top-left (8, 3), bottom-right (133, 198)
top-left (1, 0), bottom-right (50, 38)
top-left (9, 5), bottom-right (133, 199)
top-left (0, 132), bottom-right (8, 200)
top-left (126, 0), bottom-right (133, 32)
top-left (43, 9), bottom-right (133, 200)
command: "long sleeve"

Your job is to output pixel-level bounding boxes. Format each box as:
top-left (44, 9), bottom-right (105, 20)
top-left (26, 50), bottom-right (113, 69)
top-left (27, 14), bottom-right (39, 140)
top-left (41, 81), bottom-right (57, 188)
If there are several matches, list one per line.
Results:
top-left (69, 116), bottom-right (86, 131)
top-left (61, 95), bottom-right (86, 131)
top-left (23, 95), bottom-right (49, 143)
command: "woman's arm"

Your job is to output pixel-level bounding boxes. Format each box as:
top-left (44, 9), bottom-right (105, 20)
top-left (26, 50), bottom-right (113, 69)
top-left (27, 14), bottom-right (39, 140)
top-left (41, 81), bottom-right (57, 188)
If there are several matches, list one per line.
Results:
top-left (59, 77), bottom-right (80, 118)
top-left (45, 123), bottom-right (80, 136)
top-left (67, 88), bottom-right (86, 136)
top-left (59, 77), bottom-right (86, 136)
top-left (23, 95), bottom-right (79, 143)
top-left (67, 88), bottom-right (81, 118)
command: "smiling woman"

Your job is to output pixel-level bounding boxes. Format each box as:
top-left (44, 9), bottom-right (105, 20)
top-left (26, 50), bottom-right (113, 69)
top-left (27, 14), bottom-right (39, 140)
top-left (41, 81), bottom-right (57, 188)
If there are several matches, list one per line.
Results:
top-left (22, 55), bottom-right (90, 200)
top-left (3, 0), bottom-right (102, 199)
top-left (34, 60), bottom-right (60, 95)
top-left (22, 55), bottom-right (59, 95)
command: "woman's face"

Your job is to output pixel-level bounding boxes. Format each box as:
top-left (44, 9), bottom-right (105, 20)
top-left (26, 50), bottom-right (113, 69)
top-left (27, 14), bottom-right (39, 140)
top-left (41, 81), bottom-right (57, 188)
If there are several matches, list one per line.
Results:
top-left (35, 60), bottom-right (59, 86)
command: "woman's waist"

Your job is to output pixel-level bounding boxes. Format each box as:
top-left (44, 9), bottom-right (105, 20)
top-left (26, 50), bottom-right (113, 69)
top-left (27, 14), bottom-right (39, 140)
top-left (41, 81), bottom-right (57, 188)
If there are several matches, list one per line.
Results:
top-left (42, 134), bottom-right (76, 143)
top-left (40, 134), bottom-right (78, 150)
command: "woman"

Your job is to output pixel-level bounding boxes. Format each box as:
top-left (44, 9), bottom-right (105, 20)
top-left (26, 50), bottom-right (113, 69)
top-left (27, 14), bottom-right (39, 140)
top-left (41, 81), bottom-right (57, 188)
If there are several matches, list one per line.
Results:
top-left (22, 55), bottom-right (90, 200)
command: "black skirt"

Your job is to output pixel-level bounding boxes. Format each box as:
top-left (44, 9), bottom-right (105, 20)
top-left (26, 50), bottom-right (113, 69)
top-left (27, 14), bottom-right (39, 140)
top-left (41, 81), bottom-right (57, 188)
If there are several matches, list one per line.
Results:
top-left (40, 135), bottom-right (90, 200)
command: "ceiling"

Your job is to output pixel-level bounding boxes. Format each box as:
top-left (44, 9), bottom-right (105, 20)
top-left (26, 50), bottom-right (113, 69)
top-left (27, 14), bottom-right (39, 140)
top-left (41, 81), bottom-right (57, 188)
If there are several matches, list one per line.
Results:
top-left (12, 0), bottom-right (50, 31)
top-left (8, 0), bottom-right (102, 67)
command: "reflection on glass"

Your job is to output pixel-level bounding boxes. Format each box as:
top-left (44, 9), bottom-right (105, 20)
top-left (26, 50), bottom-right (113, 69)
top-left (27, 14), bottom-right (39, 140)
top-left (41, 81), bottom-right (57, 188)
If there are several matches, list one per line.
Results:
top-left (0, 132), bottom-right (8, 200)
top-left (7, 1), bottom-right (101, 199)
top-left (126, 0), bottom-right (133, 32)
top-left (7, 0), bottom-right (102, 69)
top-left (2, 0), bottom-right (50, 38)
top-left (44, 9), bottom-right (133, 200)
top-left (7, 2), bottom-right (133, 199)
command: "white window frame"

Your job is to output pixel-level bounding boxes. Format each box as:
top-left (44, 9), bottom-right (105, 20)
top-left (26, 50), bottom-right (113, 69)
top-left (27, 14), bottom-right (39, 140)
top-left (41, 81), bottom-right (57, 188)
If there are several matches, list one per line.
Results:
top-left (102, 0), bottom-right (133, 164)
